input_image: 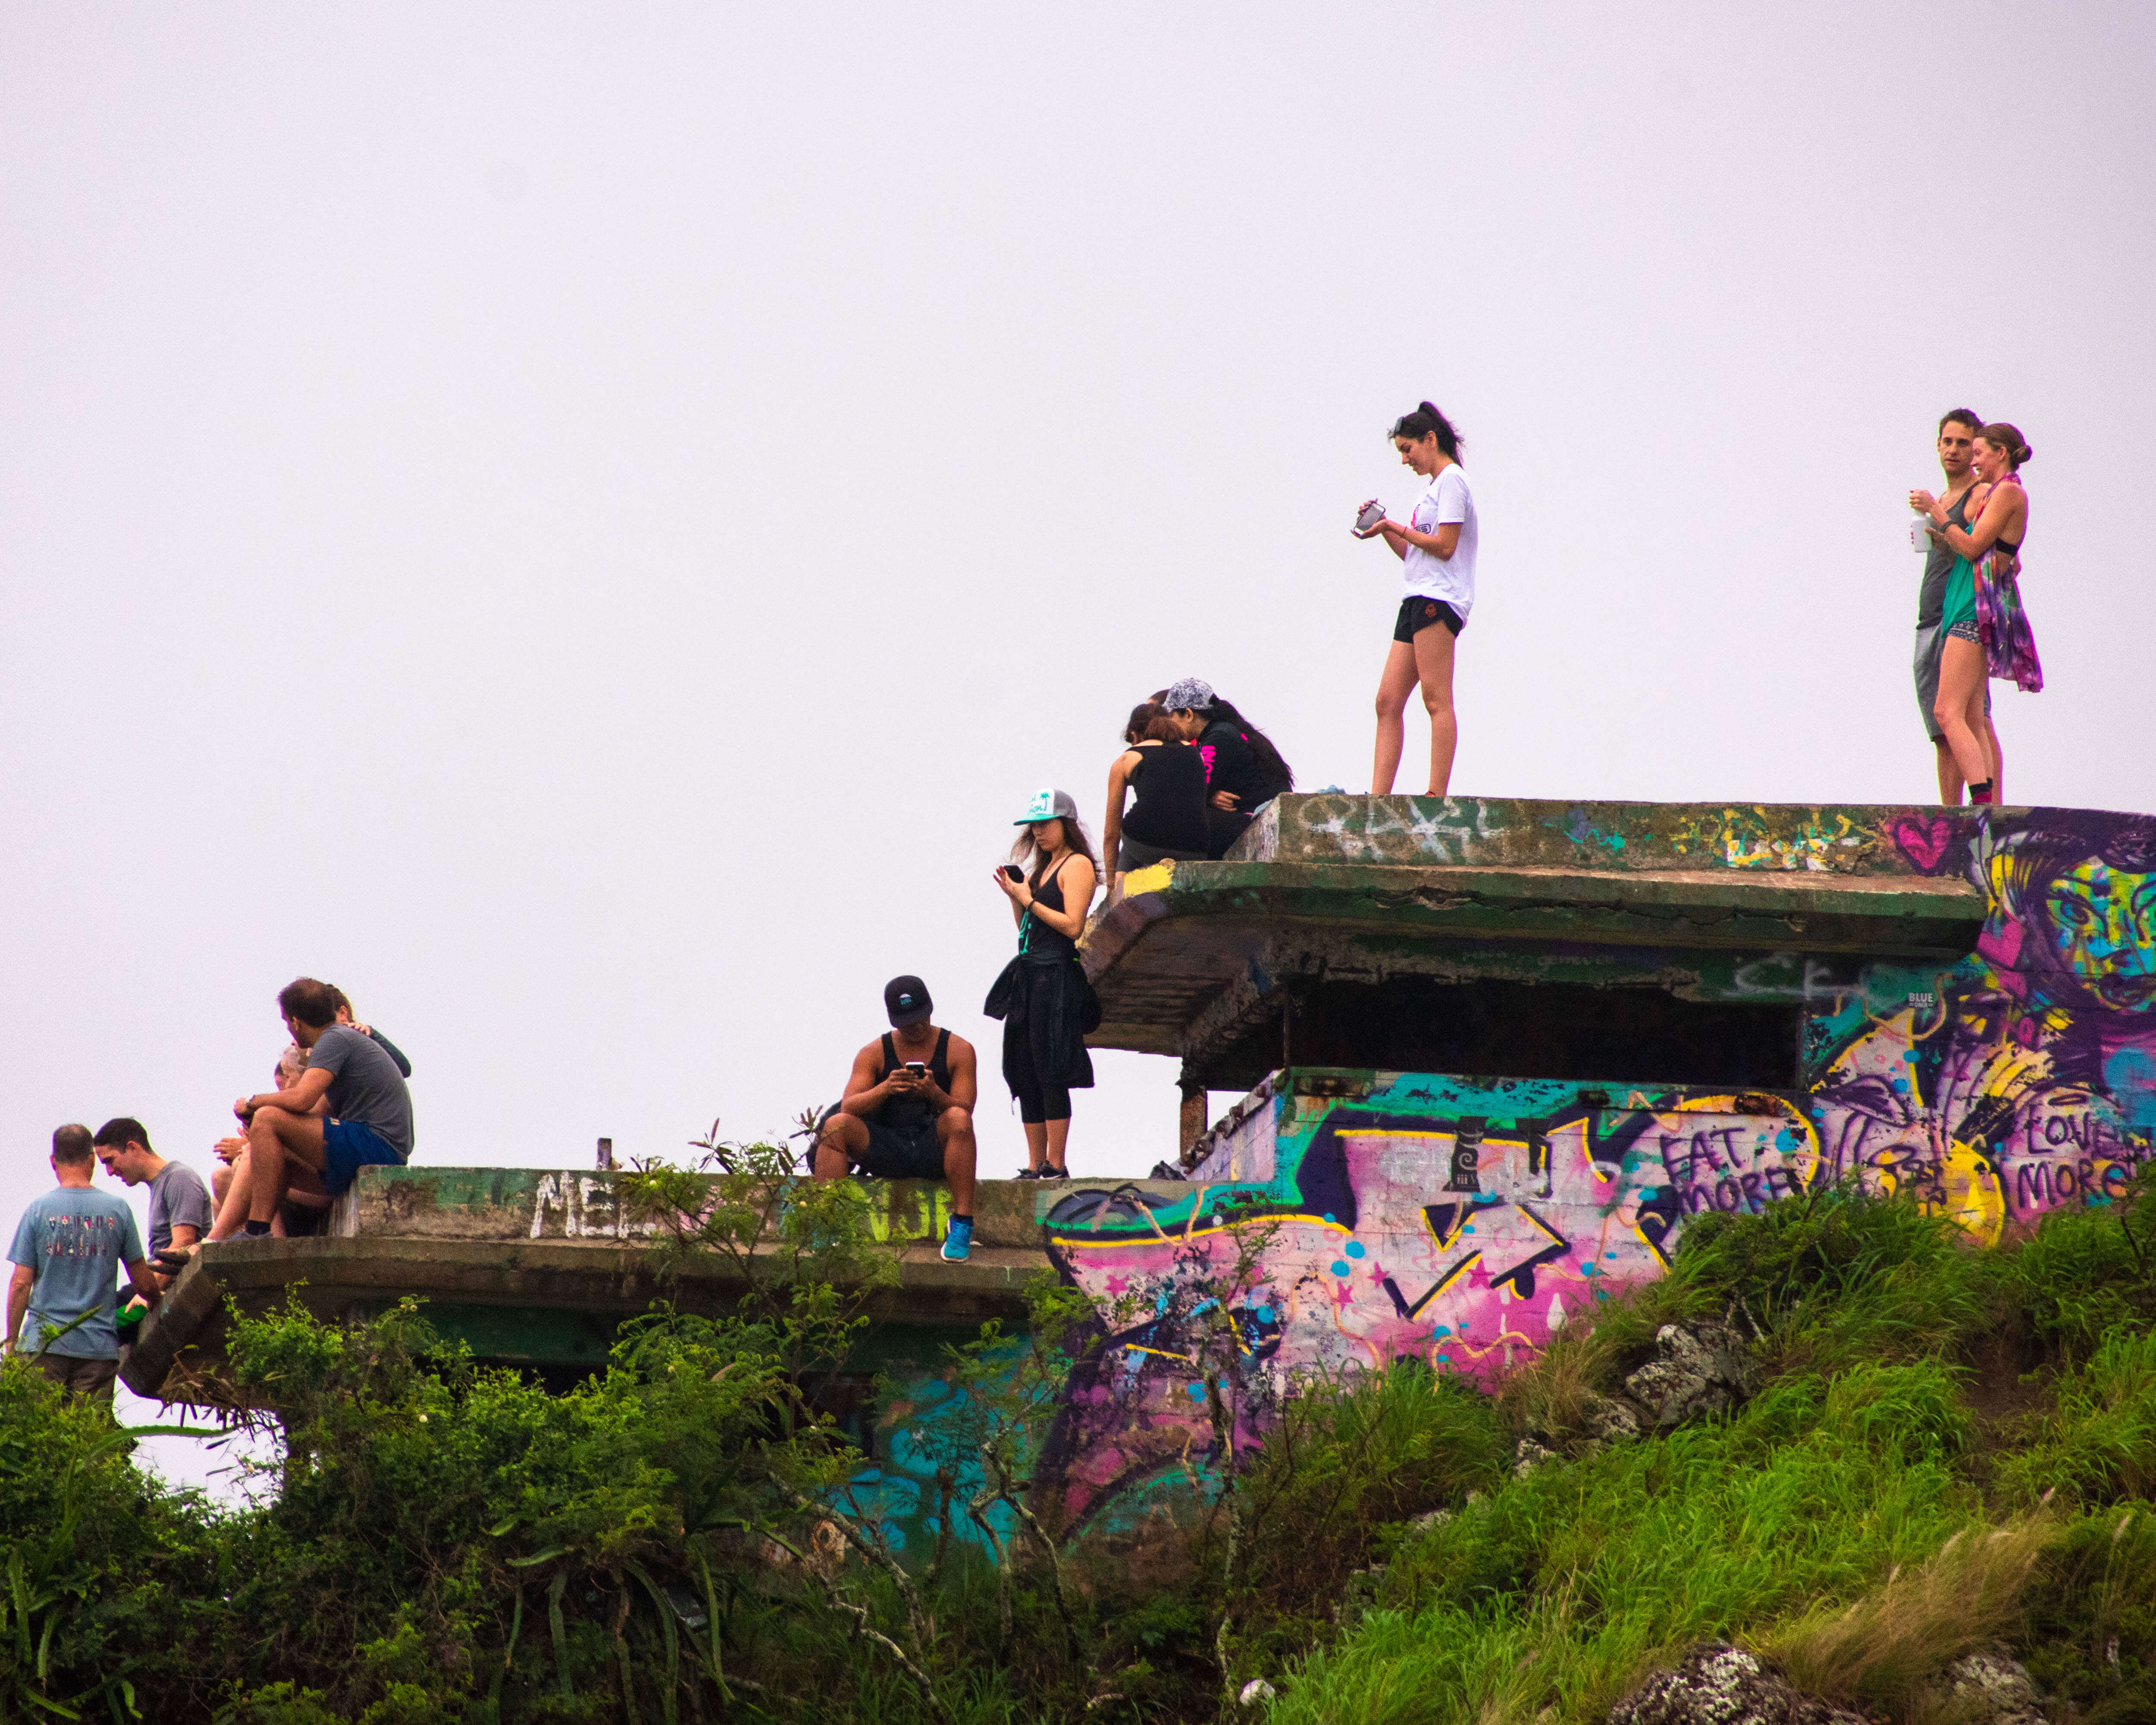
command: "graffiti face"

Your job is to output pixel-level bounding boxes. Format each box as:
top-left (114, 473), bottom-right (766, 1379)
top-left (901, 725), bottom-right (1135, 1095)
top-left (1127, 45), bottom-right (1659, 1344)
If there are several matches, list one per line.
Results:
top-left (2044, 860), bottom-right (2156, 1012)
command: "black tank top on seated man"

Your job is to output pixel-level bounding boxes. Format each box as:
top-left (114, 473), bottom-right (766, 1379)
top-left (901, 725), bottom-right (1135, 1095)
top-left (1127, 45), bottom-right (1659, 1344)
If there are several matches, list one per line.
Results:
top-left (1122, 740), bottom-right (1210, 854)
top-left (875, 1028), bottom-right (951, 1134)
top-left (1019, 857), bottom-right (1081, 965)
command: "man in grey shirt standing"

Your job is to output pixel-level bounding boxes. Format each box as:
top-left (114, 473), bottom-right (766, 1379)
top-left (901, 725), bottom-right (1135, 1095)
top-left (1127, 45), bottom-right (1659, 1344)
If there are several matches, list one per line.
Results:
top-left (212, 977), bottom-right (415, 1240)
top-left (7, 1125), bottom-right (162, 1399)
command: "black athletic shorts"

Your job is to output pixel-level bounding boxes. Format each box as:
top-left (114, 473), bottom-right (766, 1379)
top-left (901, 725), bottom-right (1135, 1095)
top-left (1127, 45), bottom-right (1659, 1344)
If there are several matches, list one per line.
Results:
top-left (856, 1117), bottom-right (946, 1180)
top-left (1394, 596), bottom-right (1465, 643)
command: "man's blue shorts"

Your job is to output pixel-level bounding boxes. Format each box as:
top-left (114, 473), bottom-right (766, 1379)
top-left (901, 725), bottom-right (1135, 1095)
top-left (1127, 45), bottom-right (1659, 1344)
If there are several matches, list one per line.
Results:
top-left (321, 1119), bottom-right (405, 1195)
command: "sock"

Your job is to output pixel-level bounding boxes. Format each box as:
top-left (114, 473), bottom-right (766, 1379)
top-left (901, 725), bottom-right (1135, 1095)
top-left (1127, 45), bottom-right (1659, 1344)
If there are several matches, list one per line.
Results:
top-left (242, 1218), bottom-right (272, 1237)
top-left (1969, 781), bottom-right (1994, 805)
top-left (952, 1214), bottom-right (972, 1226)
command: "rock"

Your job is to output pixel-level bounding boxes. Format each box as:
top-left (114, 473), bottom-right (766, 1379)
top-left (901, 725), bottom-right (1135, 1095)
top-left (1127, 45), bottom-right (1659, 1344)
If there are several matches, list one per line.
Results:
top-left (1584, 1392), bottom-right (1644, 1446)
top-left (1944, 1653), bottom-right (2043, 1725)
top-left (1624, 1325), bottom-right (1759, 1428)
top-left (1405, 1508), bottom-right (1453, 1535)
top-left (1239, 1678), bottom-right (1277, 1706)
top-left (1514, 1436), bottom-right (1560, 1478)
top-left (1608, 1642), bottom-right (1865, 1725)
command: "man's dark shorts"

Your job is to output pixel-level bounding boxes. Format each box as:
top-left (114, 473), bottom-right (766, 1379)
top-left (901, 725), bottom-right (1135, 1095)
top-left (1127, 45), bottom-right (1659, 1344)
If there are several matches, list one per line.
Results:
top-left (1394, 596), bottom-right (1466, 643)
top-left (322, 1119), bottom-right (406, 1195)
top-left (856, 1118), bottom-right (946, 1181)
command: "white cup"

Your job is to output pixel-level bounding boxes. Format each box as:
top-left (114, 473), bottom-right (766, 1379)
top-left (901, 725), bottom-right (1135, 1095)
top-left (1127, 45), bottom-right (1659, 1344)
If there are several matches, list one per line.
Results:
top-left (1910, 516), bottom-right (1932, 553)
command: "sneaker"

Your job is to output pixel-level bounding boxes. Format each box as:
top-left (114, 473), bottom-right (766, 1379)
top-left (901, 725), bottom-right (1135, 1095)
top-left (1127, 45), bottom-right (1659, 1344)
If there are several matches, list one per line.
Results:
top-left (1038, 1167), bottom-right (1070, 1182)
top-left (1013, 1168), bottom-right (1043, 1181)
top-left (940, 1219), bottom-right (974, 1262)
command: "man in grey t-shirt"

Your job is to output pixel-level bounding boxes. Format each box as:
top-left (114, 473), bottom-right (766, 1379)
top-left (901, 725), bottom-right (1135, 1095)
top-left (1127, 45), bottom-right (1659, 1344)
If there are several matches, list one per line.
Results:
top-left (212, 977), bottom-right (416, 1241)
top-left (7, 1125), bottom-right (161, 1400)
top-left (93, 1118), bottom-right (213, 1283)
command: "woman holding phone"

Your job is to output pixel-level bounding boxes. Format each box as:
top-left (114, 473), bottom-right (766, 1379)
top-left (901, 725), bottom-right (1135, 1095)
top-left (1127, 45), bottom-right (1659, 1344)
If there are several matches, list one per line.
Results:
top-left (1357, 401), bottom-right (1476, 798)
top-left (987, 789), bottom-right (1100, 1179)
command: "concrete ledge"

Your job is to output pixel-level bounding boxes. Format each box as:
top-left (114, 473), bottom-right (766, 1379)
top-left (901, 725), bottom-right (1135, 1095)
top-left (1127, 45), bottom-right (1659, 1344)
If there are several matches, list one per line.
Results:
top-left (120, 1174), bottom-right (1204, 1400)
top-left (1079, 856), bottom-right (1983, 1057)
top-left (1233, 794), bottom-right (2042, 875)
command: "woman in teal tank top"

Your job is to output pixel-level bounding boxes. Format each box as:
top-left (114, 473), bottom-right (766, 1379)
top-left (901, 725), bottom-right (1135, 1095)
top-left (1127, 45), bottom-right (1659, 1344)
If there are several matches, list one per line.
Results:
top-left (1914, 422), bottom-right (2032, 804)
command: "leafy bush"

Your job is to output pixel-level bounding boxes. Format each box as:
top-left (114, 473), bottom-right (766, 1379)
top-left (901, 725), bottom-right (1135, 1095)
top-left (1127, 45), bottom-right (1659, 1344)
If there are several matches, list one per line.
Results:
top-left (2, 1162), bottom-right (2153, 1723)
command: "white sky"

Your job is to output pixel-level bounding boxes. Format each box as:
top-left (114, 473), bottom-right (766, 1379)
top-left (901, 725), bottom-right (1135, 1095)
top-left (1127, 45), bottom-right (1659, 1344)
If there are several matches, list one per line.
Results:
top-left (5, 3), bottom-right (2154, 1456)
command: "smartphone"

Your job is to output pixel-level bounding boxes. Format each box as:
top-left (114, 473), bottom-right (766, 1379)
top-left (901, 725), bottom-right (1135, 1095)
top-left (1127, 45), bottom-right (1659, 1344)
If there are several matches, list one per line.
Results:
top-left (903, 1062), bottom-right (927, 1076)
top-left (1001, 865), bottom-right (1024, 881)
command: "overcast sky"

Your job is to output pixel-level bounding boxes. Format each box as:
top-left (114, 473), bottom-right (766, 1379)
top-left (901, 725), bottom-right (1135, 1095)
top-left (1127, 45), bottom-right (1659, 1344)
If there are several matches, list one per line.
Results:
top-left (5, 5), bottom-right (2154, 1465)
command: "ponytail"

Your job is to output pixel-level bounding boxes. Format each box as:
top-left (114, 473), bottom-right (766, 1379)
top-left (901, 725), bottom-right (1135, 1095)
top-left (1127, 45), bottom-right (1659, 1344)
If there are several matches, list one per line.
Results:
top-left (1388, 400), bottom-right (1464, 462)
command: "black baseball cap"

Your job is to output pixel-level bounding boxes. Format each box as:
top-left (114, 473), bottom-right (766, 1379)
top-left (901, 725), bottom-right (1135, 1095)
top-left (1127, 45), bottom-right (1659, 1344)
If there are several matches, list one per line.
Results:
top-left (884, 975), bottom-right (933, 1028)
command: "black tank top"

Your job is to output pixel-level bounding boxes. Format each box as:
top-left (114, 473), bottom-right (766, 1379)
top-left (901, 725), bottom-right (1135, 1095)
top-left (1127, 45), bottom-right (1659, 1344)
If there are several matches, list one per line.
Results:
top-left (1019, 856), bottom-right (1081, 964)
top-left (875, 1028), bottom-right (950, 1133)
top-left (1122, 740), bottom-right (1210, 853)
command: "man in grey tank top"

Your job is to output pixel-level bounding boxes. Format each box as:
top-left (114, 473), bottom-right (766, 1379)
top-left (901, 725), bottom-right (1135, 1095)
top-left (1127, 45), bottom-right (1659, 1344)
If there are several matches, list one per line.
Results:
top-left (1911, 410), bottom-right (1991, 803)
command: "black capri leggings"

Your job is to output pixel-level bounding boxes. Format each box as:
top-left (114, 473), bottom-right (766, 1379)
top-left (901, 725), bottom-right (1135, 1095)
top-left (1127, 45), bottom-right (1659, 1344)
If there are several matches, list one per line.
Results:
top-left (1009, 1034), bottom-right (1072, 1124)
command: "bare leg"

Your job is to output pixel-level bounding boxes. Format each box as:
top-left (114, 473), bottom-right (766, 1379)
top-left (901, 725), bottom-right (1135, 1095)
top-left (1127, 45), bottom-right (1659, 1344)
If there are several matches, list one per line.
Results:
top-left (1984, 711), bottom-right (2005, 804)
top-left (1370, 641), bottom-right (1419, 794)
top-left (207, 1150), bottom-right (254, 1241)
top-left (1022, 1123), bottom-right (1047, 1172)
top-left (813, 1116), bottom-right (868, 1182)
top-left (1411, 622), bottom-right (1459, 797)
top-left (1932, 638), bottom-right (1993, 789)
top-left (1044, 1118), bottom-right (1071, 1175)
top-left (1933, 739), bottom-right (1964, 806)
top-left (938, 1109), bottom-right (977, 1214)
top-left (243, 1108), bottom-right (328, 1226)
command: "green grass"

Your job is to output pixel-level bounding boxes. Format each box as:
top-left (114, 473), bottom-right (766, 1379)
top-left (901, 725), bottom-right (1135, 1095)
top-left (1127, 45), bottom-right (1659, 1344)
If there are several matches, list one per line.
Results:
top-left (1257, 1176), bottom-right (2156, 1725)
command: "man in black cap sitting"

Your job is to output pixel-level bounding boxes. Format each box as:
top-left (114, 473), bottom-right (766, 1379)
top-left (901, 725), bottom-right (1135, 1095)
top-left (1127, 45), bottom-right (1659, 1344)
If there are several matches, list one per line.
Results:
top-left (812, 975), bottom-right (980, 1261)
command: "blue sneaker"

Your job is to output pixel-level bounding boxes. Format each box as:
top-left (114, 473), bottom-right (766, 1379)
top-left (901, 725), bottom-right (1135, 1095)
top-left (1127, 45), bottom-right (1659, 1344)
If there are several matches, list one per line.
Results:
top-left (940, 1218), bottom-right (973, 1262)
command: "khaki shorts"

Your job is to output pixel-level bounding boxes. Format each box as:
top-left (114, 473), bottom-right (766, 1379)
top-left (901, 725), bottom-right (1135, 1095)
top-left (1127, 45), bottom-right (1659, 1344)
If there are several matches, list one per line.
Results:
top-left (38, 1354), bottom-right (119, 1401)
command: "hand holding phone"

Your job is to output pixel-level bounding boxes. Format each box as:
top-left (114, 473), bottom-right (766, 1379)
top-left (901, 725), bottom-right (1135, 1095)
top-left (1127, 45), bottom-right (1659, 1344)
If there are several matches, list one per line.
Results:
top-left (1001, 865), bottom-right (1024, 881)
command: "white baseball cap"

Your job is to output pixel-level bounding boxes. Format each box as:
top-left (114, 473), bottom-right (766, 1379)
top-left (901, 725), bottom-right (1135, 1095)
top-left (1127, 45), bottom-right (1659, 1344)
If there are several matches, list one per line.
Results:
top-left (1014, 788), bottom-right (1080, 825)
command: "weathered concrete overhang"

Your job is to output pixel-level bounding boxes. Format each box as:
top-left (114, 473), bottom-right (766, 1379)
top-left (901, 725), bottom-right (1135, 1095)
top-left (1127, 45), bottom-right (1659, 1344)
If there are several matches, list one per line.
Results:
top-left (121, 1167), bottom-right (1182, 1401)
top-left (1081, 795), bottom-right (1989, 1058)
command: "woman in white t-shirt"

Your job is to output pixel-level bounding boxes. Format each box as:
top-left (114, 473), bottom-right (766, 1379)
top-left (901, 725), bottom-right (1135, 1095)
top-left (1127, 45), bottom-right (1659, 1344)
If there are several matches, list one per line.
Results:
top-left (1356, 401), bottom-right (1477, 797)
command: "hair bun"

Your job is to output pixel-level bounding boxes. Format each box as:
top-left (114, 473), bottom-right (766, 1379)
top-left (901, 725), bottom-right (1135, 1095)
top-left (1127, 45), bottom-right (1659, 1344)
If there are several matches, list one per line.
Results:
top-left (2016, 442), bottom-right (2033, 465)
top-left (1419, 400), bottom-right (1439, 418)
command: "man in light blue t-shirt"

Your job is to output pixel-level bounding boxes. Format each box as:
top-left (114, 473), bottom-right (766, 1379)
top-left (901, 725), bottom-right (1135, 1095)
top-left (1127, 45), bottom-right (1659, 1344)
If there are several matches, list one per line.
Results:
top-left (6, 1124), bottom-right (161, 1402)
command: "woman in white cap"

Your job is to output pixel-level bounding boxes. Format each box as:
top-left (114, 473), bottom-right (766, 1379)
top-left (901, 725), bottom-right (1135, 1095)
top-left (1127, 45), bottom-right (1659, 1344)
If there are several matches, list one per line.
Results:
top-left (987, 790), bottom-right (1099, 1179)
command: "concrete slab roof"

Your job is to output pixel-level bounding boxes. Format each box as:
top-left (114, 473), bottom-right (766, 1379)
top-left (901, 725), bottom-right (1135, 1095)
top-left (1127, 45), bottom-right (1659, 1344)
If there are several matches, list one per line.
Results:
top-left (1080, 794), bottom-right (1991, 1057)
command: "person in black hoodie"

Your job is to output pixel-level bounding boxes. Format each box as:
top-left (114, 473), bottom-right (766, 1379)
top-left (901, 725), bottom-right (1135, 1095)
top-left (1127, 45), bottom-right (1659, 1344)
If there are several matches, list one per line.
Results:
top-left (1158, 678), bottom-right (1295, 858)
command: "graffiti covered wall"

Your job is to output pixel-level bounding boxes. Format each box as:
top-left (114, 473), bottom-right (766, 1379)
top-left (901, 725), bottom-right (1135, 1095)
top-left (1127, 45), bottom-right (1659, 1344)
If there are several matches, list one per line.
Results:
top-left (987, 804), bottom-right (2156, 1540)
